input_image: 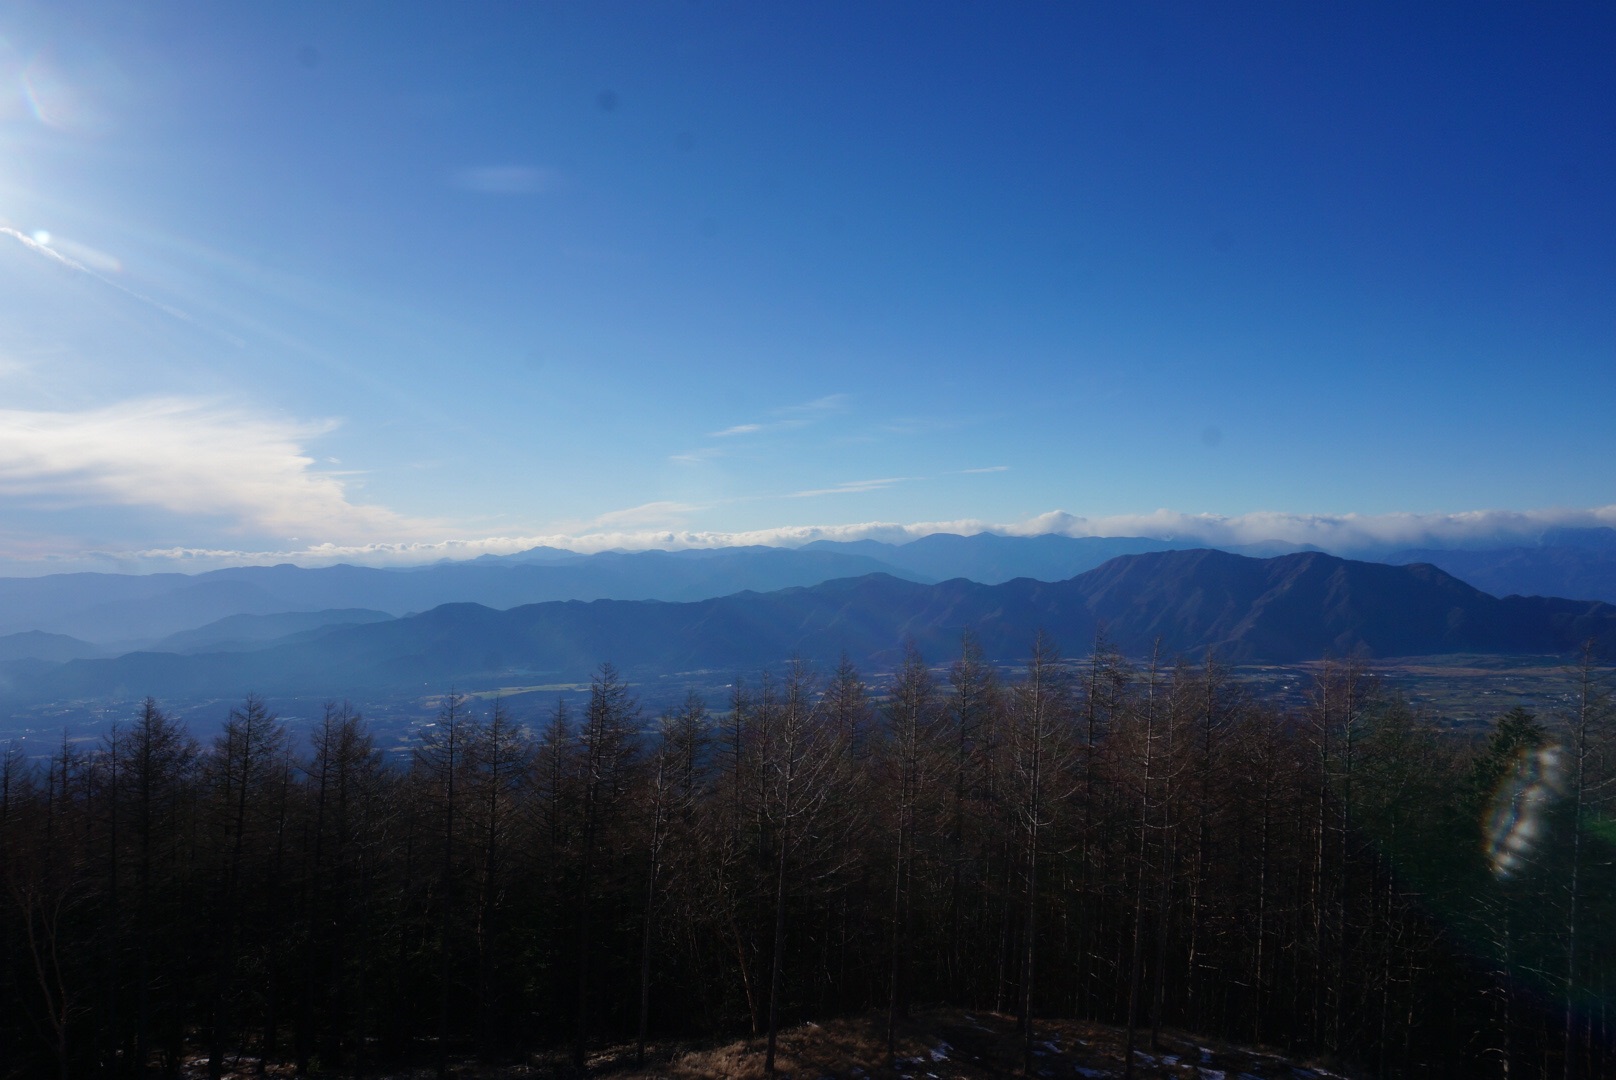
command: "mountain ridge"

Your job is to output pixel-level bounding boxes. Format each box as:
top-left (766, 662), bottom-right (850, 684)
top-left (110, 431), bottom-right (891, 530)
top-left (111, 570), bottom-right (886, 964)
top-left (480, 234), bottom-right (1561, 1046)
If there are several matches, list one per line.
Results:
top-left (9, 529), bottom-right (1616, 650)
top-left (6, 549), bottom-right (1613, 710)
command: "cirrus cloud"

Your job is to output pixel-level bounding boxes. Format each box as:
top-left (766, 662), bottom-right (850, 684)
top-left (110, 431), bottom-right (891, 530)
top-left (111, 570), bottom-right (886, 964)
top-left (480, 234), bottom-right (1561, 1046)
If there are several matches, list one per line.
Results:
top-left (789, 477), bottom-right (916, 498)
top-left (707, 393), bottom-right (849, 439)
top-left (587, 500), bottom-right (705, 529)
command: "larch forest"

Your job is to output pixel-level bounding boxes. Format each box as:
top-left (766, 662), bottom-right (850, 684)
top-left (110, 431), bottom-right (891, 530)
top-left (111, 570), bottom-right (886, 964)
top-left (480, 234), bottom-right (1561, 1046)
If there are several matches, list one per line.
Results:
top-left (2, 634), bottom-right (1612, 1079)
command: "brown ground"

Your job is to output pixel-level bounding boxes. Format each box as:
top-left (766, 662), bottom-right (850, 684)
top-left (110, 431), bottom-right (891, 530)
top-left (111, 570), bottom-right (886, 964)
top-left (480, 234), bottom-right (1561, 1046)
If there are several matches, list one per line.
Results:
top-left (617, 1009), bottom-right (1348, 1080)
top-left (178, 1009), bottom-right (1349, 1079)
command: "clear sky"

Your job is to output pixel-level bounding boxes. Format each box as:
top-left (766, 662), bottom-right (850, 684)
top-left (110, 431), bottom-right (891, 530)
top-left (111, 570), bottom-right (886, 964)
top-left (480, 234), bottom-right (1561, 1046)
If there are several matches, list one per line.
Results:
top-left (1, 2), bottom-right (1612, 572)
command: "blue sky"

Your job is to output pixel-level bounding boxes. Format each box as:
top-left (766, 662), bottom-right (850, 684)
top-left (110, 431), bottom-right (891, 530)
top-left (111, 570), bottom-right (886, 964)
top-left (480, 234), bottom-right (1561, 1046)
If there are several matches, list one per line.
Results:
top-left (1, 2), bottom-right (1612, 571)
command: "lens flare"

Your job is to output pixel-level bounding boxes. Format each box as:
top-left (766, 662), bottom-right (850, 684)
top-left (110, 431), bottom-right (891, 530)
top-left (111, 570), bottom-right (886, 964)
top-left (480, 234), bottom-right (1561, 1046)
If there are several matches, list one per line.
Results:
top-left (1485, 744), bottom-right (1565, 878)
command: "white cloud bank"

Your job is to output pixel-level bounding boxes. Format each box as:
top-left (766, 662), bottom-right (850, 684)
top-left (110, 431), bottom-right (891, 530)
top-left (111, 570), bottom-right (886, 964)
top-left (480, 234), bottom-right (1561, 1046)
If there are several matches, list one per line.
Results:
top-left (39, 503), bottom-right (1616, 575)
top-left (1033, 507), bottom-right (1616, 553)
top-left (0, 396), bottom-right (418, 540)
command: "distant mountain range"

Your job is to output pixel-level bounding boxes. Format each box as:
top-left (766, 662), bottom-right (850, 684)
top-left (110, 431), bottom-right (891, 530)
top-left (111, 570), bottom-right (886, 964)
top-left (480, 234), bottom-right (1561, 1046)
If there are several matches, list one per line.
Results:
top-left (2, 526), bottom-right (1614, 677)
top-left (1388, 527), bottom-right (1616, 605)
top-left (0, 631), bottom-right (108, 664)
top-left (0, 548), bottom-right (925, 645)
top-left (5, 549), bottom-right (1611, 710)
top-left (147, 609), bottom-right (396, 655)
top-left (0, 534), bottom-right (1299, 648)
top-left (800, 532), bottom-right (1313, 583)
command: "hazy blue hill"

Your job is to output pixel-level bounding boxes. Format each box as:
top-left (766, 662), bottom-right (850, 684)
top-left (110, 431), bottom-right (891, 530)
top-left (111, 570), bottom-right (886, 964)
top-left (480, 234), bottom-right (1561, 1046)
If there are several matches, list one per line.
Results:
top-left (0, 630), bottom-right (106, 663)
top-left (64, 579), bottom-right (288, 646)
top-left (150, 609), bottom-right (395, 654)
top-left (0, 547), bottom-right (924, 643)
top-left (804, 532), bottom-right (1318, 583)
top-left (0, 571), bottom-right (210, 637)
top-left (13, 550), bottom-right (1616, 706)
top-left (658, 545), bottom-right (780, 559)
top-left (1538, 526), bottom-right (1616, 550)
top-left (797, 538), bottom-right (899, 560)
top-left (803, 533), bottom-right (1191, 583)
top-left (474, 545), bottom-right (590, 564)
top-left (1389, 537), bottom-right (1616, 604)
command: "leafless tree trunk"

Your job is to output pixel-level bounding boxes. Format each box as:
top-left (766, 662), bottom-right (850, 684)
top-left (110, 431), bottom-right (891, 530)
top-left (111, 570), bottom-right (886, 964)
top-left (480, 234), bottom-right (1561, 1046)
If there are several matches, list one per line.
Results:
top-left (573, 664), bottom-right (639, 1072)
top-left (1007, 632), bottom-right (1073, 1077)
top-left (885, 642), bottom-right (935, 1057)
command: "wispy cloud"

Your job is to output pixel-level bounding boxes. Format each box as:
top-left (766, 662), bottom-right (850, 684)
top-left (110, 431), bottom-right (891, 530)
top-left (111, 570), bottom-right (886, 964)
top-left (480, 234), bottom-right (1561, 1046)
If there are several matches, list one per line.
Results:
top-left (30, 231), bottom-right (122, 273)
top-left (961, 465), bottom-right (1009, 474)
top-left (0, 396), bottom-right (420, 539)
top-left (1, 225), bottom-right (85, 270)
top-left (708, 393), bottom-right (849, 439)
top-left (669, 447), bottom-right (722, 465)
top-left (1, 226), bottom-right (241, 345)
top-left (449, 166), bottom-right (560, 194)
top-left (588, 500), bottom-right (705, 529)
top-left (784, 393), bottom-right (850, 417)
top-left (790, 477), bottom-right (915, 499)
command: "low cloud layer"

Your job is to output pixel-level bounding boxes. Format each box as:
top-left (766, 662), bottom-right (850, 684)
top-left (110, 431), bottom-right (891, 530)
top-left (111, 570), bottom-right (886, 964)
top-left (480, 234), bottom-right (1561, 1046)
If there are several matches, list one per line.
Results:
top-left (15, 502), bottom-right (1609, 576)
top-left (1021, 507), bottom-right (1616, 554)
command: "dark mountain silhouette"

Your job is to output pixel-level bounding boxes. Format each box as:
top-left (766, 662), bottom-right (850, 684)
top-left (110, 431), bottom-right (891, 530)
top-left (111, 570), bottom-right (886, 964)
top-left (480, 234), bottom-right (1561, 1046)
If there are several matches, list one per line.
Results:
top-left (7, 549), bottom-right (1613, 708)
